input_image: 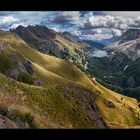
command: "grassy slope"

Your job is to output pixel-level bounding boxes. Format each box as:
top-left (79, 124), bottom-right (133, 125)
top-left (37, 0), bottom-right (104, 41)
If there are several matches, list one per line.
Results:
top-left (0, 31), bottom-right (140, 128)
top-left (0, 73), bottom-right (98, 128)
top-left (6, 33), bottom-right (95, 89)
top-left (95, 82), bottom-right (140, 128)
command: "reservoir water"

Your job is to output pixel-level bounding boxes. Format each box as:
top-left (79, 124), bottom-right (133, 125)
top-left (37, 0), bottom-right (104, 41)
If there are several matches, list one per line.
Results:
top-left (89, 50), bottom-right (108, 58)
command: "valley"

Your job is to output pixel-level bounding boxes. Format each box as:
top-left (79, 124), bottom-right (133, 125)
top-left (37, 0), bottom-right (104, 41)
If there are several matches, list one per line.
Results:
top-left (11, 25), bottom-right (140, 100)
top-left (0, 15), bottom-right (140, 128)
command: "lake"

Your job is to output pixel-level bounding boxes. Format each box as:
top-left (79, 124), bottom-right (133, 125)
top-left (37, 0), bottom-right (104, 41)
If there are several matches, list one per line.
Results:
top-left (89, 50), bottom-right (108, 58)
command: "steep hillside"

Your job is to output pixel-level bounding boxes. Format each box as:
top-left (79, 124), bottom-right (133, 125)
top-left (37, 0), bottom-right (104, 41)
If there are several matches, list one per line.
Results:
top-left (84, 51), bottom-right (140, 99)
top-left (0, 30), bottom-right (140, 128)
top-left (0, 73), bottom-right (106, 128)
top-left (86, 52), bottom-right (131, 86)
top-left (1, 72), bottom-right (140, 128)
top-left (11, 25), bottom-right (95, 71)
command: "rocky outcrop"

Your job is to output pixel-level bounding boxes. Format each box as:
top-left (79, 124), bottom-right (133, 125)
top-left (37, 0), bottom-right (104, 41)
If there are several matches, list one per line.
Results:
top-left (0, 114), bottom-right (17, 128)
top-left (0, 47), bottom-right (43, 86)
top-left (0, 41), bottom-right (11, 53)
top-left (19, 61), bottom-right (33, 75)
top-left (57, 85), bottom-right (108, 128)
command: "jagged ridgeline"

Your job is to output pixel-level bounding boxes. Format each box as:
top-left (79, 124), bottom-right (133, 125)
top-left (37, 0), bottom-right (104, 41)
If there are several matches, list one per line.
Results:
top-left (0, 29), bottom-right (140, 128)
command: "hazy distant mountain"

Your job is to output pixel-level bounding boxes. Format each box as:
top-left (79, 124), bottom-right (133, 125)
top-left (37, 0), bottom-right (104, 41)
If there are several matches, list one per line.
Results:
top-left (60, 31), bottom-right (81, 42)
top-left (105, 28), bottom-right (140, 59)
top-left (117, 28), bottom-right (140, 43)
top-left (82, 40), bottom-right (105, 49)
top-left (82, 36), bottom-right (116, 49)
top-left (100, 37), bottom-right (117, 46)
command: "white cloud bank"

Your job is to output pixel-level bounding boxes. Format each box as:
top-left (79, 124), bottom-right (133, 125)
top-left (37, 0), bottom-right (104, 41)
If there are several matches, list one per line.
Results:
top-left (78, 13), bottom-right (140, 40)
top-left (1, 12), bottom-right (140, 41)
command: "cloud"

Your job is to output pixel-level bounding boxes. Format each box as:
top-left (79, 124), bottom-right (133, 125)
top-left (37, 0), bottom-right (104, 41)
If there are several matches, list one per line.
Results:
top-left (0, 16), bottom-right (20, 30)
top-left (49, 27), bottom-right (60, 32)
top-left (0, 16), bottom-right (18, 23)
top-left (15, 12), bottom-right (47, 26)
top-left (79, 33), bottom-right (113, 41)
top-left (0, 11), bottom-right (140, 41)
top-left (0, 11), bottom-right (11, 16)
top-left (78, 13), bottom-right (140, 40)
top-left (39, 11), bottom-right (83, 34)
top-left (111, 29), bottom-right (122, 36)
top-left (78, 28), bottom-right (121, 41)
top-left (95, 11), bottom-right (140, 17)
top-left (79, 15), bottom-right (136, 30)
top-left (51, 15), bottom-right (71, 24)
top-left (79, 15), bottom-right (140, 30)
top-left (0, 12), bottom-right (50, 30)
top-left (41, 11), bottom-right (83, 27)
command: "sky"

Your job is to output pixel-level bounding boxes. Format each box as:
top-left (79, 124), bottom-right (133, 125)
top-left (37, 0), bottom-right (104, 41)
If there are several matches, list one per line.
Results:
top-left (1, 11), bottom-right (140, 41)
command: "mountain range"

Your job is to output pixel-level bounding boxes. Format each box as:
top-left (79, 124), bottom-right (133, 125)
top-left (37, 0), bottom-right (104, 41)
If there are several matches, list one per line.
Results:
top-left (86, 28), bottom-right (140, 99)
top-left (0, 25), bottom-right (140, 128)
top-left (105, 28), bottom-right (140, 59)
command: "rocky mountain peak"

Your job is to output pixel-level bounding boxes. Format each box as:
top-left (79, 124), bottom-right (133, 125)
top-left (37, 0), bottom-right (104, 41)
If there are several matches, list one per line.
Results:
top-left (117, 28), bottom-right (140, 43)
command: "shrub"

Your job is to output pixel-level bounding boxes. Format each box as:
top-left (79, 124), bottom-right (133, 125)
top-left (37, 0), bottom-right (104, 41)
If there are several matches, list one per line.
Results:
top-left (0, 104), bottom-right (8, 116)
top-left (0, 54), bottom-right (13, 73)
top-left (7, 109), bottom-right (35, 128)
top-left (17, 72), bottom-right (37, 85)
top-left (104, 99), bottom-right (115, 108)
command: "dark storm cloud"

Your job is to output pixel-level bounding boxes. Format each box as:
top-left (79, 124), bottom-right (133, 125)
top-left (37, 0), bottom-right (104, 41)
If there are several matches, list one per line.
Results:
top-left (78, 14), bottom-right (140, 33)
top-left (41, 12), bottom-right (81, 26)
top-left (51, 15), bottom-right (71, 24)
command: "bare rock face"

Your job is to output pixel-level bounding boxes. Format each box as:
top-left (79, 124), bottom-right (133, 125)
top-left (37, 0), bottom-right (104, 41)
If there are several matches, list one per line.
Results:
top-left (7, 69), bottom-right (20, 79)
top-left (0, 41), bottom-right (44, 87)
top-left (118, 28), bottom-right (140, 43)
top-left (38, 42), bottom-right (65, 58)
top-left (104, 99), bottom-right (115, 108)
top-left (0, 47), bottom-right (43, 86)
top-left (5, 60), bottom-right (34, 78)
top-left (56, 84), bottom-right (108, 128)
top-left (0, 41), bottom-right (11, 53)
top-left (0, 114), bottom-right (17, 128)
top-left (17, 61), bottom-right (32, 75)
